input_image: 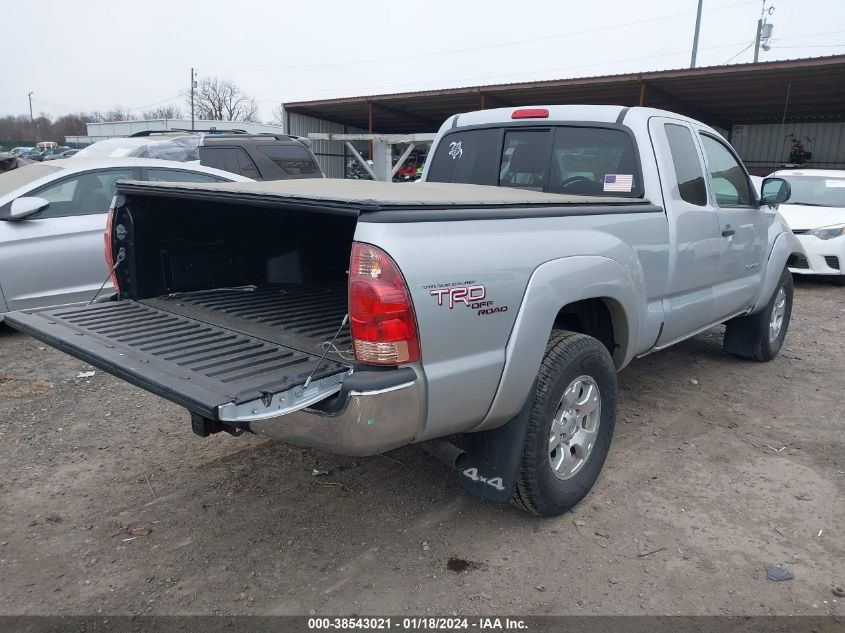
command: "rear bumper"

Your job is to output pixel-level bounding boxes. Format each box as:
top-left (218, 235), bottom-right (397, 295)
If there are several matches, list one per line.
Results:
top-left (247, 367), bottom-right (423, 457)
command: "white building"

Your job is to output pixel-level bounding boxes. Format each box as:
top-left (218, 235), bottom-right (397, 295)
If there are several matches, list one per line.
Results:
top-left (66, 119), bottom-right (285, 146)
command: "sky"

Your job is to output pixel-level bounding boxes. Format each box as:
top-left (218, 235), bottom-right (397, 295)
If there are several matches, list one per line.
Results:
top-left (2, 0), bottom-right (844, 124)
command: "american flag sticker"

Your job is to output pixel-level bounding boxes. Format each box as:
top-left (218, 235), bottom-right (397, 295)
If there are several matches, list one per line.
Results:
top-left (603, 174), bottom-right (633, 193)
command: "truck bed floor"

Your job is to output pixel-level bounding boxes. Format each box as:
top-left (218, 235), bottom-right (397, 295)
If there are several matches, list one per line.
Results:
top-left (141, 282), bottom-right (351, 360)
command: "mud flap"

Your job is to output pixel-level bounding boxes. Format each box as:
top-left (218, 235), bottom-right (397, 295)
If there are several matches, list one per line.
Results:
top-left (457, 393), bottom-right (532, 503)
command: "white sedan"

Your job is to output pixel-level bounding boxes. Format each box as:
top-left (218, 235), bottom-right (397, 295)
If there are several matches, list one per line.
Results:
top-left (0, 158), bottom-right (252, 317)
top-left (770, 169), bottom-right (845, 286)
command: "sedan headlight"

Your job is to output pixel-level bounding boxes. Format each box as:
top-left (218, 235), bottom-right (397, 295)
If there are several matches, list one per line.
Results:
top-left (809, 224), bottom-right (845, 240)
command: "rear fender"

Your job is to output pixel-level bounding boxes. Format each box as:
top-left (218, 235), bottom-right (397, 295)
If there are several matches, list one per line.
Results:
top-left (474, 255), bottom-right (639, 432)
top-left (751, 231), bottom-right (804, 314)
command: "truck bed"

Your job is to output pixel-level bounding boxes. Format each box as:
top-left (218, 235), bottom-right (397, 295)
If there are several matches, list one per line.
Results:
top-left (5, 284), bottom-right (350, 420)
top-left (142, 282), bottom-right (350, 356)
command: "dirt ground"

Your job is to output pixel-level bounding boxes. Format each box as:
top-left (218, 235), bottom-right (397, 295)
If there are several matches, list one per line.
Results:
top-left (0, 279), bottom-right (842, 617)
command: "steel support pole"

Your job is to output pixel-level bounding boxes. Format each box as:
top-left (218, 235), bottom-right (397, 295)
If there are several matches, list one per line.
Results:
top-left (690, 0), bottom-right (704, 68)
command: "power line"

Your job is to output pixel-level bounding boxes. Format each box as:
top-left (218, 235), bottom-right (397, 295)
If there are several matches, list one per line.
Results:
top-left (265, 39), bottom-right (761, 101)
top-left (774, 44), bottom-right (845, 48)
top-left (31, 92), bottom-right (185, 116)
top-left (128, 93), bottom-right (185, 112)
top-left (225, 0), bottom-right (756, 72)
top-left (263, 27), bottom-right (845, 101)
top-left (723, 42), bottom-right (756, 64)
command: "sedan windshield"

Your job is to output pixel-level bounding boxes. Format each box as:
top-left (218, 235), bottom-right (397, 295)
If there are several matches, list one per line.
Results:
top-left (0, 163), bottom-right (62, 195)
top-left (781, 175), bottom-right (845, 208)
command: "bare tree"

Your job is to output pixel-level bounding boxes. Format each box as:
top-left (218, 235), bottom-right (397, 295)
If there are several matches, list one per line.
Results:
top-left (270, 103), bottom-right (285, 127)
top-left (99, 106), bottom-right (137, 122)
top-left (52, 113), bottom-right (89, 139)
top-left (142, 105), bottom-right (184, 120)
top-left (188, 76), bottom-right (259, 122)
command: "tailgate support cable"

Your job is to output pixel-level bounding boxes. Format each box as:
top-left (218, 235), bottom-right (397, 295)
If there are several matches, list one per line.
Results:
top-left (88, 247), bottom-right (125, 306)
top-left (302, 313), bottom-right (349, 391)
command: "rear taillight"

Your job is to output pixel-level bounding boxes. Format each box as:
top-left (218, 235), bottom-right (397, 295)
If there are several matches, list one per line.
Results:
top-left (349, 242), bottom-right (420, 365)
top-left (511, 108), bottom-right (549, 119)
top-left (103, 207), bottom-right (120, 293)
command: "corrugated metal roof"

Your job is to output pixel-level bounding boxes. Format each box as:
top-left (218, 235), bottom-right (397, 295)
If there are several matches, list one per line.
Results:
top-left (284, 55), bottom-right (845, 132)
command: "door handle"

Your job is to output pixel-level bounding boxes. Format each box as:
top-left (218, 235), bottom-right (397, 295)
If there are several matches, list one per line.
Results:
top-left (722, 227), bottom-right (735, 237)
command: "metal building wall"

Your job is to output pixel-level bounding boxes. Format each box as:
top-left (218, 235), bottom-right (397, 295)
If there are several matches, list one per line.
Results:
top-left (284, 110), bottom-right (367, 178)
top-left (731, 121), bottom-right (845, 173)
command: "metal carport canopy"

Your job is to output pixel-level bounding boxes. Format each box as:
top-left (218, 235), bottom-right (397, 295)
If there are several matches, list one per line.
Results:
top-left (283, 55), bottom-right (845, 133)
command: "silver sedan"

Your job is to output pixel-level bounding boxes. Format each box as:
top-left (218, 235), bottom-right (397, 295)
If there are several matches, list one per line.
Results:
top-left (0, 158), bottom-right (252, 318)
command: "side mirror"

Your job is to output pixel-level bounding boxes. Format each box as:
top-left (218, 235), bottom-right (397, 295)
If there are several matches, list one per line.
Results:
top-left (761, 177), bottom-right (791, 206)
top-left (8, 196), bottom-right (50, 220)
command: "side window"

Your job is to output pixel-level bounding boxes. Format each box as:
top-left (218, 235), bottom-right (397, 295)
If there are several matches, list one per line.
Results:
top-left (145, 168), bottom-right (227, 183)
top-left (426, 128), bottom-right (503, 186)
top-left (664, 124), bottom-right (707, 206)
top-left (201, 147), bottom-right (260, 179)
top-left (32, 168), bottom-right (136, 218)
top-left (236, 149), bottom-right (261, 179)
top-left (548, 127), bottom-right (642, 197)
top-left (499, 129), bottom-right (552, 191)
top-left (39, 178), bottom-right (77, 204)
top-left (699, 134), bottom-right (752, 206)
top-left (258, 145), bottom-right (321, 176)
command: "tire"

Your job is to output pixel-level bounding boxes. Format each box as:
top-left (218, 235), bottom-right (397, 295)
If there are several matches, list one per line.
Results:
top-left (512, 330), bottom-right (618, 517)
top-left (829, 276), bottom-right (845, 287)
top-left (723, 267), bottom-right (793, 361)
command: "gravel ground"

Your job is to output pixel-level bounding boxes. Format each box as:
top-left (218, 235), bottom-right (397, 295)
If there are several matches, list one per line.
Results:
top-left (0, 279), bottom-right (842, 616)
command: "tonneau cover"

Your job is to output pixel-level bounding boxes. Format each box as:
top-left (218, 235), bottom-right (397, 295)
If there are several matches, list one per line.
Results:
top-left (115, 178), bottom-right (649, 212)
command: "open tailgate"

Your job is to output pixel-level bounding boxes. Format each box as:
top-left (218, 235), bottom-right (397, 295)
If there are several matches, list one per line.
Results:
top-left (5, 300), bottom-right (349, 422)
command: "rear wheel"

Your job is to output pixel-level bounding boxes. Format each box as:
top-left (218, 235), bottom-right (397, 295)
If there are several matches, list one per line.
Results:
top-left (724, 267), bottom-right (793, 361)
top-left (512, 330), bottom-right (617, 517)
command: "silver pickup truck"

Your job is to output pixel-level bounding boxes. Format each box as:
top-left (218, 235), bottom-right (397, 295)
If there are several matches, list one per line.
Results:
top-left (5, 105), bottom-right (803, 517)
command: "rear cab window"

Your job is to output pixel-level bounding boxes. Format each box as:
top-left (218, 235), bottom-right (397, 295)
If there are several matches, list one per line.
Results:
top-left (427, 124), bottom-right (643, 198)
top-left (664, 123), bottom-right (707, 206)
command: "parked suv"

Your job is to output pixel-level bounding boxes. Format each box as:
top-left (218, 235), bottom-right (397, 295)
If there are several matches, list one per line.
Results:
top-left (78, 132), bottom-right (324, 181)
top-left (199, 133), bottom-right (324, 181)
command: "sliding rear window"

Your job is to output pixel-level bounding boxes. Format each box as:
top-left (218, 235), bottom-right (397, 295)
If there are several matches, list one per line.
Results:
top-left (426, 128), bottom-right (503, 186)
top-left (427, 125), bottom-right (642, 197)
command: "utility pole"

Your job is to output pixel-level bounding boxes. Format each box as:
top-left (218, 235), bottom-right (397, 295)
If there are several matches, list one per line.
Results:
top-left (753, 17), bottom-right (762, 62)
top-left (190, 68), bottom-right (197, 131)
top-left (754, 0), bottom-right (775, 63)
top-left (690, 0), bottom-right (704, 68)
top-left (27, 91), bottom-right (35, 141)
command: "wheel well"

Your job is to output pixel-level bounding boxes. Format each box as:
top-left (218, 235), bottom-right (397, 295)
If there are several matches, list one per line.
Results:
top-left (553, 298), bottom-right (621, 358)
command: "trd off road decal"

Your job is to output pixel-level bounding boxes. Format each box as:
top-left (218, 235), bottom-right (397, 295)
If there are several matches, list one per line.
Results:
top-left (422, 281), bottom-right (508, 316)
top-left (448, 140), bottom-right (463, 160)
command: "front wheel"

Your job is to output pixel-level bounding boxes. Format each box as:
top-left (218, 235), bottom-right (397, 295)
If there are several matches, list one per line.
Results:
top-left (828, 275), bottom-right (845, 287)
top-left (512, 330), bottom-right (618, 517)
top-left (724, 267), bottom-right (794, 361)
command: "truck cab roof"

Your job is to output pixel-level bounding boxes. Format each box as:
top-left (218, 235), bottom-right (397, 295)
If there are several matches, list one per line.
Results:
top-left (444, 104), bottom-right (713, 132)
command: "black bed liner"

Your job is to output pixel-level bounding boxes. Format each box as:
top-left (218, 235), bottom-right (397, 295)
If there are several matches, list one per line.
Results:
top-left (5, 287), bottom-right (350, 420)
top-left (142, 283), bottom-right (350, 356)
